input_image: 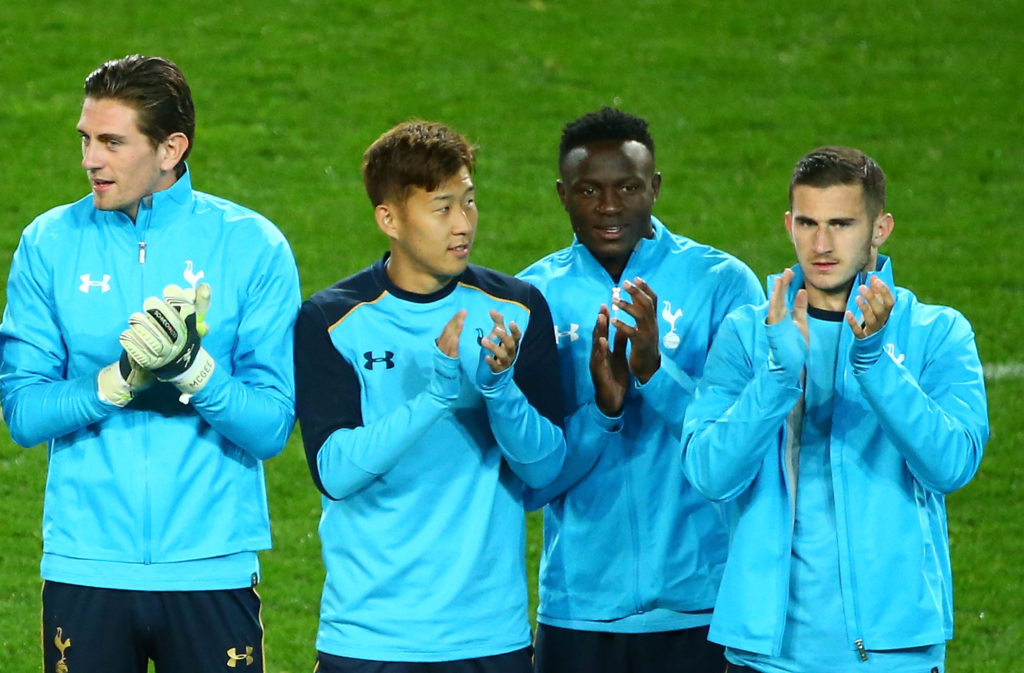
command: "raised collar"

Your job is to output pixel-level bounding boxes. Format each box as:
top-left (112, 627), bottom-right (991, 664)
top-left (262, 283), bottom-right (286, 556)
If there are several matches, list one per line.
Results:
top-left (91, 163), bottom-right (194, 227)
top-left (767, 254), bottom-right (896, 314)
top-left (570, 215), bottom-right (666, 282)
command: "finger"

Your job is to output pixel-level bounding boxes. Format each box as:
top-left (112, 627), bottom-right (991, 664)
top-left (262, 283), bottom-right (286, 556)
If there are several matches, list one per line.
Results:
top-left (436, 309), bottom-right (466, 357)
top-left (622, 278), bottom-right (656, 310)
top-left (609, 317), bottom-right (637, 339)
top-left (617, 279), bottom-right (656, 324)
top-left (162, 284), bottom-right (192, 312)
top-left (120, 322), bottom-right (161, 362)
top-left (865, 278), bottom-right (895, 317)
top-left (194, 282), bottom-right (212, 320)
top-left (611, 320), bottom-right (629, 353)
top-left (792, 287), bottom-right (808, 321)
top-left (845, 310), bottom-right (865, 337)
top-left (590, 332), bottom-right (610, 361)
top-left (858, 283), bottom-right (885, 316)
top-left (592, 306), bottom-right (611, 341)
top-left (489, 309), bottom-right (507, 332)
top-left (630, 277), bottom-right (658, 305)
top-left (767, 277), bottom-right (783, 324)
top-left (872, 277), bottom-right (895, 308)
top-left (508, 320), bottom-right (522, 345)
top-left (855, 294), bottom-right (877, 330)
top-left (480, 333), bottom-right (504, 358)
top-left (767, 270), bottom-right (792, 324)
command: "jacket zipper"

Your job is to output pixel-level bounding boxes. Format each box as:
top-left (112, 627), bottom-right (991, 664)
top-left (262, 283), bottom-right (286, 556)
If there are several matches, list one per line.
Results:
top-left (838, 274), bottom-right (870, 660)
top-left (137, 205), bottom-right (151, 563)
top-left (624, 450), bottom-right (643, 613)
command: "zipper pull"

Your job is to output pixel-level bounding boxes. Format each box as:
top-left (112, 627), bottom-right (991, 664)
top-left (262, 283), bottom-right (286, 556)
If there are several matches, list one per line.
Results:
top-left (855, 639), bottom-right (868, 661)
top-left (138, 241), bottom-right (147, 264)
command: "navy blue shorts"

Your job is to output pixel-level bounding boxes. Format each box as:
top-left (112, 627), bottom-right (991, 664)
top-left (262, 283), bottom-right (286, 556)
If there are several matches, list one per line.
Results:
top-left (725, 664), bottom-right (940, 673)
top-left (315, 647), bottom-right (532, 673)
top-left (42, 580), bottom-right (264, 673)
top-left (534, 623), bottom-right (726, 673)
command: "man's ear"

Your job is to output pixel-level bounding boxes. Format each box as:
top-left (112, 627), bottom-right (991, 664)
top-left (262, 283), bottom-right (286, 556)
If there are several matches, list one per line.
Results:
top-left (555, 179), bottom-right (568, 211)
top-left (159, 132), bottom-right (189, 172)
top-left (375, 204), bottom-right (399, 239)
top-left (651, 171), bottom-right (662, 203)
top-left (872, 212), bottom-right (895, 248)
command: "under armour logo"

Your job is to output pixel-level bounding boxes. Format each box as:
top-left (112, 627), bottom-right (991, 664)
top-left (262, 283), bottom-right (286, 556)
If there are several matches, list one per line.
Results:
top-left (184, 260), bottom-right (205, 289)
top-left (363, 351), bottom-right (395, 370)
top-left (884, 343), bottom-right (906, 365)
top-left (661, 301), bottom-right (683, 350)
top-left (226, 646), bottom-right (254, 667)
top-left (79, 274), bottom-right (111, 293)
top-left (476, 328), bottom-right (485, 345)
top-left (554, 324), bottom-right (580, 344)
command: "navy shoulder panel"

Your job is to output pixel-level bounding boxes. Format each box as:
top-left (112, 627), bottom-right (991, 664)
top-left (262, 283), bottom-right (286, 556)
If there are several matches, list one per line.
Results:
top-left (305, 264), bottom-right (387, 328)
top-left (460, 264), bottom-right (538, 308)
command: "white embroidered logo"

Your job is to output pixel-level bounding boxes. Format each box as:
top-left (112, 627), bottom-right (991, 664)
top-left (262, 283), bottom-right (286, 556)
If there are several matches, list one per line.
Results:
top-left (885, 343), bottom-right (906, 365)
top-left (555, 323), bottom-right (580, 344)
top-left (183, 260), bottom-right (205, 289)
top-left (79, 274), bottom-right (111, 293)
top-left (661, 301), bottom-right (683, 350)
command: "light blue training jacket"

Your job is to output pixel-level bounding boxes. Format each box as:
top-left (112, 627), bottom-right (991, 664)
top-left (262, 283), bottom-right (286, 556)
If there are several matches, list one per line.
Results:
top-left (518, 218), bottom-right (764, 627)
top-left (681, 256), bottom-right (989, 657)
top-left (0, 168), bottom-right (300, 590)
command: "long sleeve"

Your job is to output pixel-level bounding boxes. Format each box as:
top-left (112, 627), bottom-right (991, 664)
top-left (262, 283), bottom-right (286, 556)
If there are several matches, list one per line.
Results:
top-left (681, 310), bottom-right (803, 502)
top-left (635, 258), bottom-right (764, 433)
top-left (294, 299), bottom-right (461, 500)
top-left (188, 238), bottom-right (300, 460)
top-left (632, 356), bottom-right (695, 434)
top-left (522, 400), bottom-right (621, 510)
top-left (853, 309), bottom-right (988, 493)
top-left (0, 231), bottom-right (116, 447)
top-left (480, 286), bottom-right (567, 489)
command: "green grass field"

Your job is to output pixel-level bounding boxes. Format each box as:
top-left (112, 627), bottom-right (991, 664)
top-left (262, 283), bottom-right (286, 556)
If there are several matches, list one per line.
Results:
top-left (1, 0), bottom-right (1021, 670)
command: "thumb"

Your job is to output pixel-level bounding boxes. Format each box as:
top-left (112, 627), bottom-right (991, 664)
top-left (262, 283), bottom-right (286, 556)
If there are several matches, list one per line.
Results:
top-left (792, 288), bottom-right (808, 321)
top-left (194, 283), bottom-right (211, 337)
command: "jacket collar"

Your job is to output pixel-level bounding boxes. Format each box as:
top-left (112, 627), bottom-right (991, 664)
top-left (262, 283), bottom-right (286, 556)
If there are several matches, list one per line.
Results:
top-left (571, 215), bottom-right (666, 282)
top-left (767, 254), bottom-right (895, 315)
top-left (92, 163), bottom-right (194, 227)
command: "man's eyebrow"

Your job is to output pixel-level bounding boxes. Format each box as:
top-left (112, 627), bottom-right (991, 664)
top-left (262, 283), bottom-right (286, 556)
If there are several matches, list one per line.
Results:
top-left (431, 185), bottom-right (475, 202)
top-left (794, 215), bottom-right (857, 225)
top-left (78, 129), bottom-right (129, 143)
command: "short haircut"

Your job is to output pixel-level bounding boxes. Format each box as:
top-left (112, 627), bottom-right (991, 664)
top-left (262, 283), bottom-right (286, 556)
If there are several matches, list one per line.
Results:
top-left (559, 107), bottom-right (655, 166)
top-left (789, 146), bottom-right (886, 218)
top-left (362, 121), bottom-right (477, 207)
top-left (84, 55), bottom-right (195, 176)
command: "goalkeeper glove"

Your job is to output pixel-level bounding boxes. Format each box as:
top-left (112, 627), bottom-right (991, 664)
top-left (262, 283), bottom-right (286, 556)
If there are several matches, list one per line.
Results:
top-left (120, 283), bottom-right (215, 399)
top-left (97, 351), bottom-right (155, 407)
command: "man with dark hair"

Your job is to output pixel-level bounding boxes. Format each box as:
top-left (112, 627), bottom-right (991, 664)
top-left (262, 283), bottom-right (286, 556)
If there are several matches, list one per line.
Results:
top-left (0, 55), bottom-right (300, 673)
top-left (682, 146), bottom-right (989, 672)
top-left (517, 107), bottom-right (764, 673)
top-left (294, 120), bottom-right (570, 672)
